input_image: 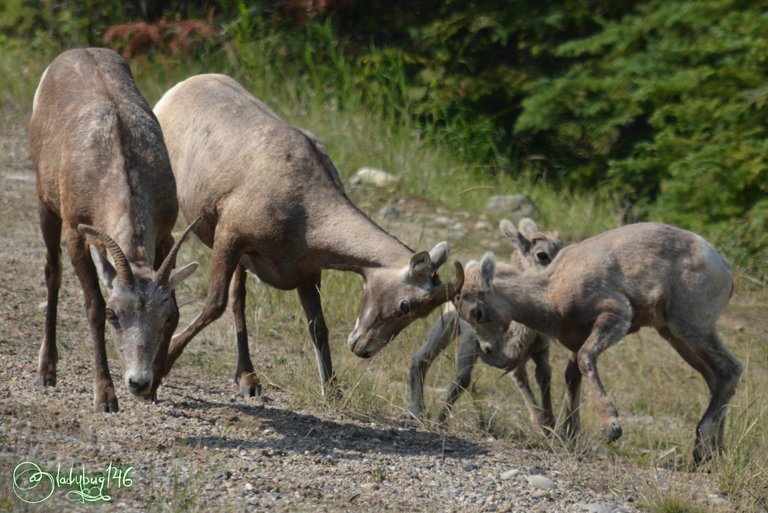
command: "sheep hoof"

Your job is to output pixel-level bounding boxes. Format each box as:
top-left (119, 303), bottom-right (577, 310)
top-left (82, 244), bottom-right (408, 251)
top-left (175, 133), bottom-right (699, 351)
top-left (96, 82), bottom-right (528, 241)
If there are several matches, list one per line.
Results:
top-left (37, 376), bottom-right (56, 387)
top-left (238, 372), bottom-right (261, 397)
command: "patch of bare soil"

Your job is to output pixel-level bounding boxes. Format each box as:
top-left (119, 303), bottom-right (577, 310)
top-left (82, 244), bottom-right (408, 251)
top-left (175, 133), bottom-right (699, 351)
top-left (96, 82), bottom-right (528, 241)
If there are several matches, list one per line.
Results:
top-left (0, 124), bottom-right (728, 512)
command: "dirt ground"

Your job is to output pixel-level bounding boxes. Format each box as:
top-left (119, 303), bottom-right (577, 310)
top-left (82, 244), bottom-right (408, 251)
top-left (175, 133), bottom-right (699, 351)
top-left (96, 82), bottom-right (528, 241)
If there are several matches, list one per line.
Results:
top-left (0, 122), bottom-right (746, 513)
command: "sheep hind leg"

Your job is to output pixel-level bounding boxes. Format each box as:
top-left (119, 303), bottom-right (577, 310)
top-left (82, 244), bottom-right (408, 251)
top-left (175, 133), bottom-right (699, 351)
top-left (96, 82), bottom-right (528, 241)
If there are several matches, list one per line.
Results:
top-left (37, 202), bottom-right (62, 387)
top-left (231, 263), bottom-right (261, 397)
top-left (661, 326), bottom-right (742, 465)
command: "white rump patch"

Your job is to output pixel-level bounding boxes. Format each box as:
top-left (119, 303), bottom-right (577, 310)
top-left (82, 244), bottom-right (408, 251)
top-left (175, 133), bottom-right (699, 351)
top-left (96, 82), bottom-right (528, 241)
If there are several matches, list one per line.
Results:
top-left (32, 66), bottom-right (50, 113)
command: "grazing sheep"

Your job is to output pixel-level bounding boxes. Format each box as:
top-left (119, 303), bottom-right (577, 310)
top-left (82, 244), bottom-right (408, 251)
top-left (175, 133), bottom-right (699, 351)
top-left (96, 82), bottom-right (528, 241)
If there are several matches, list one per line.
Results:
top-left (409, 218), bottom-right (562, 430)
top-left (454, 222), bottom-right (742, 464)
top-left (30, 48), bottom-right (198, 412)
top-left (153, 74), bottom-right (462, 396)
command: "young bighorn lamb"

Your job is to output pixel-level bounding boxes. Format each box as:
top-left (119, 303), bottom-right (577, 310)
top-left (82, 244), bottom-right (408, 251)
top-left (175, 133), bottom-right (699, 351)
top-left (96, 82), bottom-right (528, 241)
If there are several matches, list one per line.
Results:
top-left (30, 48), bottom-right (198, 412)
top-left (153, 74), bottom-right (462, 396)
top-left (409, 218), bottom-right (562, 430)
top-left (454, 222), bottom-right (742, 464)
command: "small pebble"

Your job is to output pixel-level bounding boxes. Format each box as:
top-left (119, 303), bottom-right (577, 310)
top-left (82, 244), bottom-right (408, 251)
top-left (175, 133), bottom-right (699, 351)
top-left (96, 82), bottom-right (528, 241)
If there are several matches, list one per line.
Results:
top-left (526, 474), bottom-right (557, 490)
top-left (579, 503), bottom-right (613, 513)
top-left (500, 469), bottom-right (521, 480)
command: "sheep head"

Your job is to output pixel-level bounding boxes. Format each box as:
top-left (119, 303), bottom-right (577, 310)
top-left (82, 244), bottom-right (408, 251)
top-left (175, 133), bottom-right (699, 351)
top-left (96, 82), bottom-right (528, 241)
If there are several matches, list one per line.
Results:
top-left (347, 241), bottom-right (464, 358)
top-left (500, 218), bottom-right (562, 267)
top-left (78, 221), bottom-right (199, 397)
top-left (452, 253), bottom-right (511, 353)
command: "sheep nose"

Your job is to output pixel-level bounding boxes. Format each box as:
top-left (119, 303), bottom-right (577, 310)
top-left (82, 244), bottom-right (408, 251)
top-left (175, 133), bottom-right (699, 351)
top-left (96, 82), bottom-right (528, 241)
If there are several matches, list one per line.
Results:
top-left (128, 377), bottom-right (151, 395)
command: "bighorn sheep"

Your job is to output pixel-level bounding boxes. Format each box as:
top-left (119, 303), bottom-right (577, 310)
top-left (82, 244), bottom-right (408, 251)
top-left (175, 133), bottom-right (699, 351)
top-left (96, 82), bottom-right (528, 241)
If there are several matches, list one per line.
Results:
top-left (409, 218), bottom-right (562, 430)
top-left (152, 74), bottom-right (462, 396)
top-left (30, 48), bottom-right (198, 412)
top-left (454, 221), bottom-right (742, 464)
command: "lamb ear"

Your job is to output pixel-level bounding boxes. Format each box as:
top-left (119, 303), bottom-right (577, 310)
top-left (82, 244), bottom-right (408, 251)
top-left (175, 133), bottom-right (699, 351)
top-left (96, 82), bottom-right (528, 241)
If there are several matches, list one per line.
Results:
top-left (428, 241), bottom-right (449, 269)
top-left (517, 217), bottom-right (540, 236)
top-left (480, 252), bottom-right (496, 290)
top-left (409, 251), bottom-right (433, 279)
top-left (499, 219), bottom-right (529, 253)
top-left (90, 245), bottom-right (117, 292)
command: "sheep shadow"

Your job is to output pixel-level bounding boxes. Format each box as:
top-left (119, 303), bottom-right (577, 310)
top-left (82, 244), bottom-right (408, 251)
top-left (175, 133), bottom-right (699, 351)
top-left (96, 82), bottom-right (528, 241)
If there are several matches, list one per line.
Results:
top-left (169, 396), bottom-right (488, 461)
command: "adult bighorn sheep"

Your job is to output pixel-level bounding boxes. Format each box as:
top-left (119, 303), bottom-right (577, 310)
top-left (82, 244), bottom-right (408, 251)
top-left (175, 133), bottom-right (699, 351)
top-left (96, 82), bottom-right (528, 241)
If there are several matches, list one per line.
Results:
top-left (409, 218), bottom-right (562, 430)
top-left (153, 74), bottom-right (462, 396)
top-left (30, 48), bottom-right (198, 412)
top-left (454, 221), bottom-right (742, 464)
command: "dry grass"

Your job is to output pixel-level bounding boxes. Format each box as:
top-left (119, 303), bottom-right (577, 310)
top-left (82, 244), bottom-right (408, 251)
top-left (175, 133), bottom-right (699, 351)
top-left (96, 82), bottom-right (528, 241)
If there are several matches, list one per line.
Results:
top-left (170, 198), bottom-right (768, 512)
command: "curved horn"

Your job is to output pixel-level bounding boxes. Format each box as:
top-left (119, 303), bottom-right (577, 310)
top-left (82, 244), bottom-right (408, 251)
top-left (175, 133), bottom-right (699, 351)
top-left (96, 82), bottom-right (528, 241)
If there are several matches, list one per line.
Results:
top-left (444, 260), bottom-right (464, 299)
top-left (155, 217), bottom-right (202, 285)
top-left (77, 224), bottom-right (134, 286)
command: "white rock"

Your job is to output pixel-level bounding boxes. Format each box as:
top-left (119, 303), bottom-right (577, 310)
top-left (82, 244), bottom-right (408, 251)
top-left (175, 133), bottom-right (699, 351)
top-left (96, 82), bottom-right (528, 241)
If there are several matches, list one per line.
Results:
top-left (500, 469), bottom-right (521, 480)
top-left (354, 167), bottom-right (398, 187)
top-left (579, 503), bottom-right (613, 513)
top-left (485, 194), bottom-right (537, 218)
top-left (708, 493), bottom-right (727, 506)
top-left (526, 474), bottom-right (557, 490)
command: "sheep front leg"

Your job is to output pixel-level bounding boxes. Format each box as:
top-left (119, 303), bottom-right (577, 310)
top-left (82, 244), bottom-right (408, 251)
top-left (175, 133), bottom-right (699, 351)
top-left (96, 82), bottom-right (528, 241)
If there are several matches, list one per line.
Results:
top-left (509, 358), bottom-right (554, 432)
top-left (438, 321), bottom-right (479, 422)
top-left (149, 236), bottom-right (177, 402)
top-left (230, 263), bottom-right (261, 397)
top-left (531, 342), bottom-right (555, 430)
top-left (37, 202), bottom-right (62, 387)
top-left (67, 231), bottom-right (118, 412)
top-left (409, 309), bottom-right (460, 419)
top-left (297, 273), bottom-right (335, 398)
top-left (165, 232), bottom-right (241, 374)
top-left (576, 311), bottom-right (631, 442)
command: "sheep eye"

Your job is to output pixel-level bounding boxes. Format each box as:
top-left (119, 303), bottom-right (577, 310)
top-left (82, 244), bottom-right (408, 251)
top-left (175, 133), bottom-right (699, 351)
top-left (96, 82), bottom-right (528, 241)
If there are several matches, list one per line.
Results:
top-left (105, 308), bottom-right (119, 325)
top-left (536, 251), bottom-right (551, 264)
top-left (398, 300), bottom-right (411, 315)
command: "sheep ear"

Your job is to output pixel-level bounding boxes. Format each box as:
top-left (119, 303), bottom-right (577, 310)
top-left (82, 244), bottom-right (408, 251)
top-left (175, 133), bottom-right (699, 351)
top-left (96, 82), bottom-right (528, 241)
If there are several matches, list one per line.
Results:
top-left (517, 217), bottom-right (540, 236)
top-left (480, 252), bottom-right (496, 290)
top-left (167, 262), bottom-right (199, 291)
top-left (428, 241), bottom-right (449, 269)
top-left (409, 251), bottom-right (433, 280)
top-left (90, 245), bottom-right (117, 291)
top-left (500, 219), bottom-right (529, 253)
